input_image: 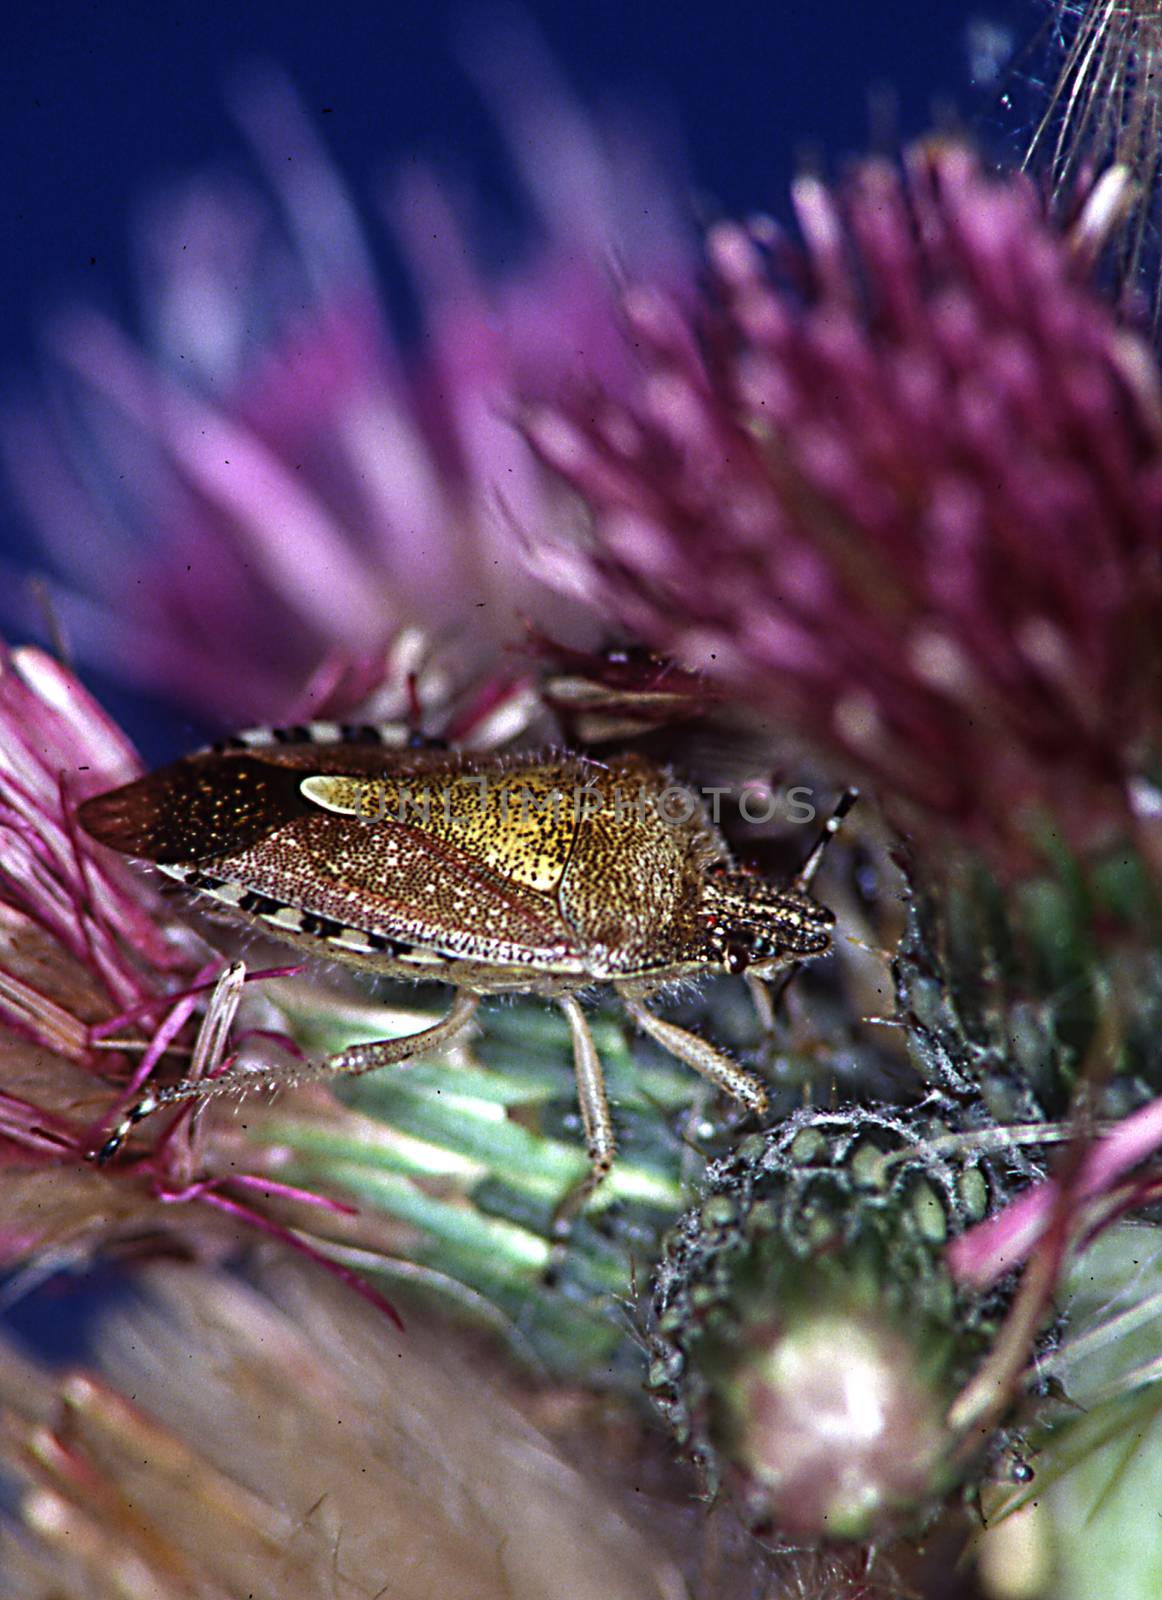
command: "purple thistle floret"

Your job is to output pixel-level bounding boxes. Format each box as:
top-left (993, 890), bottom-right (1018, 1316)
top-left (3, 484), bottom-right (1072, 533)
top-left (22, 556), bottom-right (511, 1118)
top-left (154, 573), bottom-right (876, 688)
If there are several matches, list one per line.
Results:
top-left (526, 144), bottom-right (1162, 865)
top-left (3, 61), bottom-right (691, 726)
top-left (0, 641), bottom-right (399, 1321)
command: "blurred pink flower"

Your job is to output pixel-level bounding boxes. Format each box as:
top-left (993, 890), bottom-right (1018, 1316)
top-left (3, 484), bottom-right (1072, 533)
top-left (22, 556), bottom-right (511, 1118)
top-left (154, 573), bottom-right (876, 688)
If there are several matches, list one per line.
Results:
top-left (0, 640), bottom-right (398, 1320)
top-left (0, 1266), bottom-right (687, 1600)
top-left (525, 145), bottom-right (1162, 867)
top-left (948, 1092), bottom-right (1162, 1292)
top-left (3, 54), bottom-right (691, 725)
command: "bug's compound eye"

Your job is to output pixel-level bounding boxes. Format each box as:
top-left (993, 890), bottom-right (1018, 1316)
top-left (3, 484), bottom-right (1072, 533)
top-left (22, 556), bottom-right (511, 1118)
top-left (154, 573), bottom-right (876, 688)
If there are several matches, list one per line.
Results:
top-left (723, 943), bottom-right (750, 975)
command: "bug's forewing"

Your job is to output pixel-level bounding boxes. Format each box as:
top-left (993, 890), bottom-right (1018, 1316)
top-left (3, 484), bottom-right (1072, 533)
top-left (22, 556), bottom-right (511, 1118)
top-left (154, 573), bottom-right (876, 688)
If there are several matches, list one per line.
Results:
top-left (76, 755), bottom-right (312, 863)
top-left (75, 744), bottom-right (491, 864)
top-left (79, 749), bottom-right (583, 967)
top-left (197, 812), bottom-right (583, 967)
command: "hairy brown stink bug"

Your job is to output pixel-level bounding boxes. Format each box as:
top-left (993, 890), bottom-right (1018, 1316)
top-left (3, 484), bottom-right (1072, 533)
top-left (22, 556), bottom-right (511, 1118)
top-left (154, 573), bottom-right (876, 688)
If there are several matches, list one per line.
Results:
top-left (78, 722), bottom-right (851, 1211)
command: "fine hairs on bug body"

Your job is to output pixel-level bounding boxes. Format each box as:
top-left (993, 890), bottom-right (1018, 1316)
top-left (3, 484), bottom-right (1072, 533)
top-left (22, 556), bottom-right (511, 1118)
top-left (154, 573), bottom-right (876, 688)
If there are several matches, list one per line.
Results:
top-left (78, 720), bottom-right (853, 1219)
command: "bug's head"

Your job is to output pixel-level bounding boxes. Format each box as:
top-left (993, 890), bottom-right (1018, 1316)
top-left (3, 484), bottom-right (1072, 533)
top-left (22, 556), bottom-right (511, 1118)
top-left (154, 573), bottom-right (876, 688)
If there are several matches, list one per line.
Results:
top-left (700, 870), bottom-right (835, 976)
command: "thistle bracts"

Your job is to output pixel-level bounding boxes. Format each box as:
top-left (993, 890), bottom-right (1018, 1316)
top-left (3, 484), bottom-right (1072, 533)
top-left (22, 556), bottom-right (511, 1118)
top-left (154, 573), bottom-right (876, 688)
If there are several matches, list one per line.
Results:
top-left (647, 1102), bottom-right (1023, 1542)
top-left (895, 838), bottom-right (1162, 1121)
top-left (246, 985), bottom-right (692, 1379)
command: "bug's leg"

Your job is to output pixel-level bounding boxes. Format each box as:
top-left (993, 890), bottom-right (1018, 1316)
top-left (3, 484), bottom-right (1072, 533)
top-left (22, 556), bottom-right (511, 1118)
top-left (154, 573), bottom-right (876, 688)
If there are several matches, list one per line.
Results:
top-left (92, 990), bottom-right (480, 1164)
top-left (744, 971), bottom-right (778, 1035)
top-left (619, 994), bottom-right (769, 1118)
top-left (403, 670), bottom-right (452, 748)
top-left (746, 963), bottom-right (804, 1036)
top-left (550, 994), bottom-right (616, 1242)
top-left (745, 966), bottom-right (807, 1076)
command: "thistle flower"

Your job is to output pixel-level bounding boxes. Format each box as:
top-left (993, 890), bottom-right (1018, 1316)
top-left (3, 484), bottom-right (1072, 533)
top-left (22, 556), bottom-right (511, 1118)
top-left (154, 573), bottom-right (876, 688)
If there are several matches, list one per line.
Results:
top-left (0, 639), bottom-right (400, 1318)
top-left (526, 144), bottom-right (1162, 871)
top-left (0, 1265), bottom-right (687, 1600)
top-left (3, 59), bottom-right (691, 724)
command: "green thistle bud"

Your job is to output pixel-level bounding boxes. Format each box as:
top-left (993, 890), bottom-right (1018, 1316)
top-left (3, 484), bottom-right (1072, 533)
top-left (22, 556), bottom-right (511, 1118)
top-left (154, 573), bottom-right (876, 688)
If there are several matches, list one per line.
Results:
top-left (648, 1103), bottom-right (1010, 1542)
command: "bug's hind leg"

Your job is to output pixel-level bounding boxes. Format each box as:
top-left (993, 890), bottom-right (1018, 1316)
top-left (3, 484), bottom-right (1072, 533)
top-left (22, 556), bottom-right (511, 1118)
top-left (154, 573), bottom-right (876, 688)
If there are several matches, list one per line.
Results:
top-left (618, 994), bottom-right (769, 1118)
top-left (550, 994), bottom-right (616, 1243)
top-left (93, 990), bottom-right (481, 1163)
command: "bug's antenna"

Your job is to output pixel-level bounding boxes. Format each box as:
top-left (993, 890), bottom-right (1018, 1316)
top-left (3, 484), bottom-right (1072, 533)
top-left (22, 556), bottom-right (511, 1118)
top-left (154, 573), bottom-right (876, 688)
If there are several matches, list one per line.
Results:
top-left (794, 788), bottom-right (859, 894)
top-left (404, 671), bottom-right (426, 744)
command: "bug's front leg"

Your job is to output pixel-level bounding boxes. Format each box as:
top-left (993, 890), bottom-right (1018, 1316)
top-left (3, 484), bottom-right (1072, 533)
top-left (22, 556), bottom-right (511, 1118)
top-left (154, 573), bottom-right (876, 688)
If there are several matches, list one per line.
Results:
top-left (92, 990), bottom-right (481, 1163)
top-left (745, 966), bottom-right (805, 1052)
top-left (617, 991), bottom-right (769, 1118)
top-left (744, 971), bottom-right (778, 1035)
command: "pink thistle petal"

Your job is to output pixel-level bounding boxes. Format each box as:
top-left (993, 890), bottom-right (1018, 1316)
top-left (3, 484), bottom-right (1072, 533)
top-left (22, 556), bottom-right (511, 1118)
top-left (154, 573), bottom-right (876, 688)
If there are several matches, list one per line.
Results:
top-left (88, 962), bottom-right (305, 1042)
top-left (0, 639), bottom-right (410, 1293)
top-left (0, 967), bottom-right (90, 1061)
top-left (224, 1172), bottom-right (359, 1215)
top-left (178, 1186), bottom-right (403, 1328)
top-left (0, 1091), bottom-right (83, 1160)
top-left (53, 314), bottom-right (390, 645)
top-left (949, 1094), bottom-right (1162, 1289)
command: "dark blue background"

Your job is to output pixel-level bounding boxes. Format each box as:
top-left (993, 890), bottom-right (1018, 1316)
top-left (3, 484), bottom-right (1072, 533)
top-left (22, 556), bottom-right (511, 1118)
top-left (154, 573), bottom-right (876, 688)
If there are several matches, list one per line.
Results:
top-left (2, 1), bottom-right (1035, 377)
top-left (0, 0), bottom-right (1035, 1361)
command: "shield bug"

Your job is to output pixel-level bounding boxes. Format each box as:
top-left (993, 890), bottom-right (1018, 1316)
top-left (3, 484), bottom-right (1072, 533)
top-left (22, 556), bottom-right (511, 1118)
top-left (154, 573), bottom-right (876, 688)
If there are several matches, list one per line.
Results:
top-left (77, 723), bottom-right (852, 1212)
